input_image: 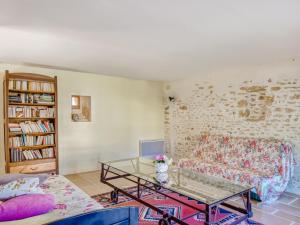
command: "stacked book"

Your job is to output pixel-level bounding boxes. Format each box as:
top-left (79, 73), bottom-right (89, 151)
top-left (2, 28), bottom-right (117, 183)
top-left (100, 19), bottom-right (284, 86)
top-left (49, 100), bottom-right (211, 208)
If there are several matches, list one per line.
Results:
top-left (9, 134), bottom-right (55, 147)
top-left (8, 93), bottom-right (25, 103)
top-left (8, 93), bottom-right (20, 103)
top-left (10, 147), bottom-right (55, 162)
top-left (41, 148), bottom-right (55, 158)
top-left (8, 123), bottom-right (22, 133)
top-left (8, 106), bottom-right (55, 118)
top-left (9, 93), bottom-right (54, 105)
top-left (33, 94), bottom-right (54, 104)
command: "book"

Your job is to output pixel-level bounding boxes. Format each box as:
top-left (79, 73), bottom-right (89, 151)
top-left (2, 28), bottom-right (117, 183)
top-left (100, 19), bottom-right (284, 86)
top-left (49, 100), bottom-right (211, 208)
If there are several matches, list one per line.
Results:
top-left (15, 80), bottom-right (21, 90)
top-left (8, 80), bottom-right (54, 92)
top-left (10, 148), bottom-right (54, 162)
top-left (21, 81), bottom-right (28, 91)
top-left (9, 134), bottom-right (54, 147)
top-left (8, 93), bottom-right (54, 104)
top-left (8, 106), bottom-right (55, 118)
top-left (28, 81), bottom-right (54, 92)
top-left (8, 123), bottom-right (22, 132)
top-left (41, 148), bottom-right (54, 158)
top-left (8, 80), bottom-right (14, 90)
top-left (12, 120), bottom-right (55, 133)
top-left (10, 149), bottom-right (23, 162)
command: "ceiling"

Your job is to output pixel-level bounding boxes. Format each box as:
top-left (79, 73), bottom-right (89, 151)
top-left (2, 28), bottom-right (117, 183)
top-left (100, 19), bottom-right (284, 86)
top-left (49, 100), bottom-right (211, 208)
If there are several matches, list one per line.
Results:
top-left (0, 0), bottom-right (299, 81)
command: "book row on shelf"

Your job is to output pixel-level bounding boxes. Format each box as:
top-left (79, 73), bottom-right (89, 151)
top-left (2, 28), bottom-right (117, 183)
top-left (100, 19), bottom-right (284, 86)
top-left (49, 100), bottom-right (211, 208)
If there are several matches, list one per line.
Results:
top-left (9, 80), bottom-right (54, 92)
top-left (8, 106), bottom-right (55, 118)
top-left (9, 134), bottom-right (54, 147)
top-left (9, 121), bottom-right (55, 133)
top-left (10, 148), bottom-right (55, 162)
top-left (9, 93), bottom-right (55, 104)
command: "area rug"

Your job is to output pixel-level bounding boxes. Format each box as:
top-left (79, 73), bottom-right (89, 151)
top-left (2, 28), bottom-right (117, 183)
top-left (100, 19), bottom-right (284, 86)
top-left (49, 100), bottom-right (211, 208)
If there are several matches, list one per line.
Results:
top-left (92, 187), bottom-right (262, 225)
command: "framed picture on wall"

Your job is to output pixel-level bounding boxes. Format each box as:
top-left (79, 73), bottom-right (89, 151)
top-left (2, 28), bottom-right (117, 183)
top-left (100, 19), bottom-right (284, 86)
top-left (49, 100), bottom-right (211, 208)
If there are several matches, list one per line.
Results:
top-left (71, 95), bottom-right (91, 122)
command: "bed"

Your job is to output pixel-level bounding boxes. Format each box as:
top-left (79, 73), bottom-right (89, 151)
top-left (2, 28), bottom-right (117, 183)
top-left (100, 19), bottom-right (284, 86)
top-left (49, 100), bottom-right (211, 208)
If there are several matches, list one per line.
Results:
top-left (1, 175), bottom-right (103, 225)
top-left (46, 207), bottom-right (138, 225)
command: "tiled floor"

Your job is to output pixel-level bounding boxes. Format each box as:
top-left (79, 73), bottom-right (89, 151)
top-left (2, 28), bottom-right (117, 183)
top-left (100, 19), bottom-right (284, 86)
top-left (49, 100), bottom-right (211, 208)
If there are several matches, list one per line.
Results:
top-left (66, 171), bottom-right (300, 225)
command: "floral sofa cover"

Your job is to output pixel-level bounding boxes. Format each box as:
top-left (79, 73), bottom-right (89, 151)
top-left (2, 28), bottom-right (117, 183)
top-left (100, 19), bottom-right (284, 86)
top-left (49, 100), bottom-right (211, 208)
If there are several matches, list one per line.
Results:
top-left (178, 135), bottom-right (294, 202)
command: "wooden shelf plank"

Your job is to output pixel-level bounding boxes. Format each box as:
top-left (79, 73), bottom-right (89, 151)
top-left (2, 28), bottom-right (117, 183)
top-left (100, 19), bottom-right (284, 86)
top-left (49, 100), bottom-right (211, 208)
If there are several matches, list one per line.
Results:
top-left (8, 117), bottom-right (55, 121)
top-left (8, 73), bottom-right (56, 82)
top-left (9, 158), bottom-right (56, 167)
top-left (8, 103), bottom-right (55, 106)
top-left (9, 89), bottom-right (55, 94)
top-left (9, 145), bottom-right (55, 150)
top-left (17, 170), bottom-right (56, 174)
top-left (9, 132), bottom-right (55, 137)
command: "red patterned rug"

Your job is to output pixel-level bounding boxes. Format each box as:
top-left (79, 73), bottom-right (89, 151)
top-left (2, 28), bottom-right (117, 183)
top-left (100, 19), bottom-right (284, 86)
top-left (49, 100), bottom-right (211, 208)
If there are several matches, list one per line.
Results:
top-left (92, 187), bottom-right (262, 225)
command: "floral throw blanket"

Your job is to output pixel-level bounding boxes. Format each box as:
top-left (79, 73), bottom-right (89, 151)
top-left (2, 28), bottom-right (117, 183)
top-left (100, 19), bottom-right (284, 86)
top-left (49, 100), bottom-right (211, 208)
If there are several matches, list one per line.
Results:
top-left (1, 175), bottom-right (103, 225)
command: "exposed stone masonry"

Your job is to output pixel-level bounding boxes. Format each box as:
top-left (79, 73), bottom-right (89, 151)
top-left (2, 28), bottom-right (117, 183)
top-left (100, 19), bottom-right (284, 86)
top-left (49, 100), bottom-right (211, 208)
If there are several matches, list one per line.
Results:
top-left (164, 77), bottom-right (300, 194)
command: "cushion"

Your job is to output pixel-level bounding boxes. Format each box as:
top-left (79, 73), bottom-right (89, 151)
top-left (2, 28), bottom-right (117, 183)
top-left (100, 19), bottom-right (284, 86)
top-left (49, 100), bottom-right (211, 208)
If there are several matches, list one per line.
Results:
top-left (0, 177), bottom-right (43, 201)
top-left (0, 194), bottom-right (55, 221)
top-left (0, 173), bottom-right (49, 185)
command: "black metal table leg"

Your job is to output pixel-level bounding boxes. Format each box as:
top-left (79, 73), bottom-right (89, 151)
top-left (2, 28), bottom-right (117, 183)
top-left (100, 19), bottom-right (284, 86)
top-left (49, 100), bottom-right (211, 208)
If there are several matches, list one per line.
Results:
top-left (159, 215), bottom-right (171, 225)
top-left (110, 189), bottom-right (119, 203)
top-left (137, 177), bottom-right (140, 198)
top-left (247, 190), bottom-right (253, 218)
top-left (205, 205), bottom-right (211, 225)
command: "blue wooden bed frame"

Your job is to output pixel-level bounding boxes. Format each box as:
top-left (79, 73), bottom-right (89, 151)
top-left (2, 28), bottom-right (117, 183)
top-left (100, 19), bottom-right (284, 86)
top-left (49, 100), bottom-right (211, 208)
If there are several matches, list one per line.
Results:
top-left (46, 207), bottom-right (138, 225)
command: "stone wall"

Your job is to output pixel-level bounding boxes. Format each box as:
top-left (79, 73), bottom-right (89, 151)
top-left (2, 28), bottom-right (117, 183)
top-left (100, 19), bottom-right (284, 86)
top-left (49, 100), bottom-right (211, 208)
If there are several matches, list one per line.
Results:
top-left (164, 75), bottom-right (300, 194)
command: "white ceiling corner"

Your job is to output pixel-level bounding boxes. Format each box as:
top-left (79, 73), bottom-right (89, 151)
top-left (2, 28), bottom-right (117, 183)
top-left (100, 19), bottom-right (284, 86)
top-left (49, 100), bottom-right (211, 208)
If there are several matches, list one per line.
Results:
top-left (0, 0), bottom-right (299, 81)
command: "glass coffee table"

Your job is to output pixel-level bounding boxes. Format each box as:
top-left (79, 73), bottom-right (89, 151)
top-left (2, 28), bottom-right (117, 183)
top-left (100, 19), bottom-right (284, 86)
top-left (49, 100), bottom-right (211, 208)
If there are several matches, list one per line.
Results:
top-left (99, 157), bottom-right (253, 225)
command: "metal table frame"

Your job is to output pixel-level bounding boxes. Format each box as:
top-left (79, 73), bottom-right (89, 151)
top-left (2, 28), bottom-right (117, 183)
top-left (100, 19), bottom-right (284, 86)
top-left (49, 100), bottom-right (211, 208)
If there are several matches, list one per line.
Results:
top-left (100, 162), bottom-right (253, 225)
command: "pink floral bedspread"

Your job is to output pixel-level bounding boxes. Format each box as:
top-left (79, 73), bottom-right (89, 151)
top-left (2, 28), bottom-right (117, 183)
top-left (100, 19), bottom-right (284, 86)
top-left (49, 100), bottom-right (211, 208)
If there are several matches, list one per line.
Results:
top-left (1, 175), bottom-right (103, 225)
top-left (178, 135), bottom-right (295, 202)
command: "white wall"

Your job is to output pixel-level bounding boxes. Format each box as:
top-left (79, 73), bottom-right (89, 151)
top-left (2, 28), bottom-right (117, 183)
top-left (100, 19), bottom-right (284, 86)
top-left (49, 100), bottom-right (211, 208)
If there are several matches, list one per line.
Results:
top-left (0, 64), bottom-right (164, 175)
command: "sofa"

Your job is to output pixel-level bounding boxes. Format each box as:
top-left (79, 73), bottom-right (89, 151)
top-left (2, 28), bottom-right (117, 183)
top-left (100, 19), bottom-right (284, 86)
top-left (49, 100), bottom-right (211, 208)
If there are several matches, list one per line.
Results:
top-left (178, 135), bottom-right (294, 202)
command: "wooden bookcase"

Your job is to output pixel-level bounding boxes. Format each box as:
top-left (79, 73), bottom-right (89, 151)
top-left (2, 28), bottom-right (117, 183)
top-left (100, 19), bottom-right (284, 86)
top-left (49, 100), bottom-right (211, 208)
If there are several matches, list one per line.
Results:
top-left (3, 70), bottom-right (59, 174)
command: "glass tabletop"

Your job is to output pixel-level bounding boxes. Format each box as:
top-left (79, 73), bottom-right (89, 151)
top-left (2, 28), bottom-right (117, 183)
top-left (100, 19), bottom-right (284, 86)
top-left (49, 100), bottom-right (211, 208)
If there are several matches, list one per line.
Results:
top-left (99, 157), bottom-right (252, 205)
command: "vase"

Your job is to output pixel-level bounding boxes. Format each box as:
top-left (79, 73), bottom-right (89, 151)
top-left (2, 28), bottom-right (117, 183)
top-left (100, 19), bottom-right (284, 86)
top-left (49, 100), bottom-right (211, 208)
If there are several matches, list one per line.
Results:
top-left (155, 162), bottom-right (168, 173)
top-left (156, 172), bottom-right (168, 183)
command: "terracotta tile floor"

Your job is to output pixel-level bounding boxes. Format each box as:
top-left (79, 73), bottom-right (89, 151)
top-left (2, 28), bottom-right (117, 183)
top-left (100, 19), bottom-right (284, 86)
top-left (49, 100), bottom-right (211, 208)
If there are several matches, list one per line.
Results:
top-left (65, 171), bottom-right (300, 225)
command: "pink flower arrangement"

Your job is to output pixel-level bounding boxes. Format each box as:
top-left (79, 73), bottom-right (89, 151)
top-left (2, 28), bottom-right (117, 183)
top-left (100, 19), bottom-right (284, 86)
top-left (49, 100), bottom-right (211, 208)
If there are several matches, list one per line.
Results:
top-left (155, 154), bottom-right (166, 161)
top-left (153, 154), bottom-right (172, 164)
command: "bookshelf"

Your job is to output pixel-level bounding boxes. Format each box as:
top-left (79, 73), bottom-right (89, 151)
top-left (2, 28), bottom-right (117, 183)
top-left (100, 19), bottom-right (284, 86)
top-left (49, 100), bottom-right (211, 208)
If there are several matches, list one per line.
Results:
top-left (3, 70), bottom-right (58, 174)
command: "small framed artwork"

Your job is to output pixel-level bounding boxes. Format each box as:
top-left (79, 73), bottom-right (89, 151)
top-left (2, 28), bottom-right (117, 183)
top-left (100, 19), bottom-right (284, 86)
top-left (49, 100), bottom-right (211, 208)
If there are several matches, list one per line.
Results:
top-left (71, 95), bottom-right (91, 122)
